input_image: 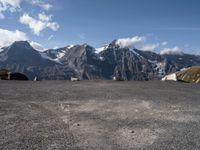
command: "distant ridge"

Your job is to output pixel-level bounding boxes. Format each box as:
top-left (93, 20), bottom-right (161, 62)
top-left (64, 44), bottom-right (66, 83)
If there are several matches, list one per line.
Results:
top-left (0, 40), bottom-right (200, 80)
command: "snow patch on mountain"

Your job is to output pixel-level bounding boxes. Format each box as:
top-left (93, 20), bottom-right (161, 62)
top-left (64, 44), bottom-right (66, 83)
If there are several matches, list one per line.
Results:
top-left (95, 45), bottom-right (108, 53)
top-left (99, 56), bottom-right (104, 61)
top-left (155, 62), bottom-right (166, 77)
top-left (39, 52), bottom-right (62, 64)
top-left (148, 59), bottom-right (157, 64)
top-left (67, 45), bottom-right (74, 49)
top-left (130, 49), bottom-right (144, 59)
top-left (54, 51), bottom-right (66, 61)
top-left (56, 51), bottom-right (65, 59)
top-left (30, 41), bottom-right (45, 52)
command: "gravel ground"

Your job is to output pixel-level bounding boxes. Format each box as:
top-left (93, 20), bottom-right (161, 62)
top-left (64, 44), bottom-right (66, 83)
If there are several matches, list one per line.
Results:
top-left (0, 80), bottom-right (200, 150)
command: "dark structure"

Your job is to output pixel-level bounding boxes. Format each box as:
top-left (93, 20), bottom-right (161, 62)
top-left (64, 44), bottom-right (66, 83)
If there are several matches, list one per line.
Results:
top-left (0, 69), bottom-right (10, 80)
top-left (0, 69), bottom-right (28, 80)
top-left (9, 73), bottom-right (29, 80)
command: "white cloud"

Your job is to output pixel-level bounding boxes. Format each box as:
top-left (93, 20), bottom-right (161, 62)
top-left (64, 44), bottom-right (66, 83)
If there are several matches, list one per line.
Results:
top-left (47, 22), bottom-right (59, 31)
top-left (161, 41), bottom-right (168, 46)
top-left (29, 0), bottom-right (52, 11)
top-left (20, 13), bottom-right (46, 35)
top-left (0, 0), bottom-right (21, 10)
top-left (19, 12), bottom-right (59, 35)
top-left (141, 44), bottom-right (159, 52)
top-left (160, 46), bottom-right (184, 55)
top-left (0, 0), bottom-right (53, 19)
top-left (41, 3), bottom-right (52, 11)
top-left (38, 13), bottom-right (51, 22)
top-left (0, 0), bottom-right (21, 19)
top-left (0, 28), bottom-right (28, 47)
top-left (116, 36), bottom-right (146, 48)
top-left (30, 41), bottom-right (45, 51)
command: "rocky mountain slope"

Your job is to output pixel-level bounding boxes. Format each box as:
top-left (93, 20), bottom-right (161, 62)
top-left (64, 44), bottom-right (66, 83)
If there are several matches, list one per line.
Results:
top-left (176, 66), bottom-right (200, 83)
top-left (0, 40), bottom-right (199, 80)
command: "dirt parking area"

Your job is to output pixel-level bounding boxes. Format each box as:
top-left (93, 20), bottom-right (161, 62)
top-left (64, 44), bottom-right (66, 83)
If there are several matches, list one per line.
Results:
top-left (0, 80), bottom-right (200, 150)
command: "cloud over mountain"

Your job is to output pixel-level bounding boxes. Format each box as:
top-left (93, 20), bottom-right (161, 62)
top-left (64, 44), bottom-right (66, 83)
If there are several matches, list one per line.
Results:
top-left (116, 36), bottom-right (146, 48)
top-left (0, 28), bottom-right (28, 47)
top-left (160, 46), bottom-right (184, 55)
top-left (141, 44), bottom-right (159, 52)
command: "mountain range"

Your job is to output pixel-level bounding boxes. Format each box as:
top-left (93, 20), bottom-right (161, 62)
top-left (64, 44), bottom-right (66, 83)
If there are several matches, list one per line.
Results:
top-left (0, 40), bottom-right (200, 80)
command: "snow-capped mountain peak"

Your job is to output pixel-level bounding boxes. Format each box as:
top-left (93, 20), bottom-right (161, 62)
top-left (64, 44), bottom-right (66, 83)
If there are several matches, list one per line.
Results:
top-left (1, 40), bottom-right (200, 80)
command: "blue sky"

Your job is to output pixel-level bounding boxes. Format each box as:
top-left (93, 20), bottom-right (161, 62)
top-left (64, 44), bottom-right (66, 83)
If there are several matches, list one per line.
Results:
top-left (0, 0), bottom-right (200, 54)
